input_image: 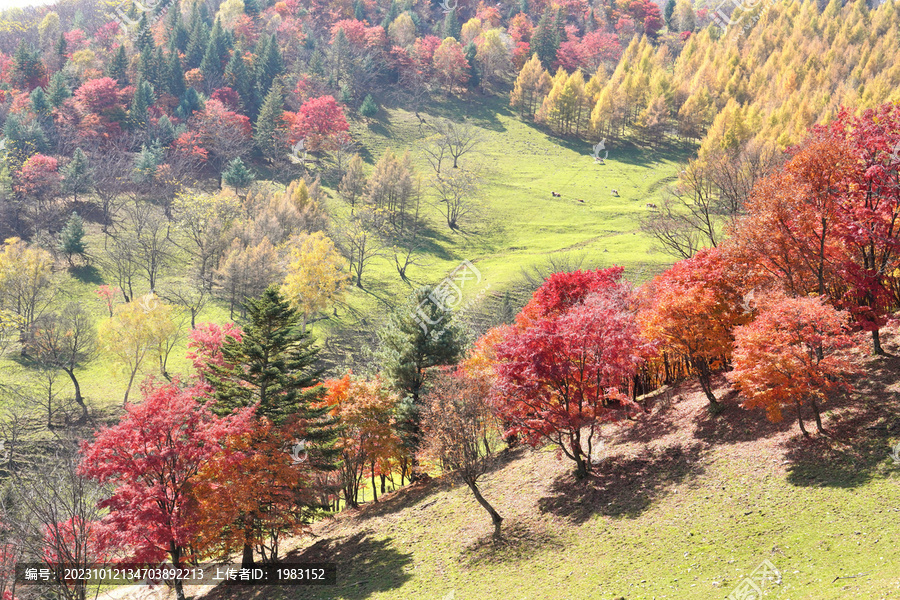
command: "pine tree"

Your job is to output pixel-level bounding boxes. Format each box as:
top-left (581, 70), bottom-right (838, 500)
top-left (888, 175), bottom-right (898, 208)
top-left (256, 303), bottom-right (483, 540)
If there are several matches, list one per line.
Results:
top-left (168, 0), bottom-right (190, 52)
top-left (531, 6), bottom-right (560, 69)
top-left (665, 0), bottom-right (677, 27)
top-left (353, 0), bottom-right (366, 21)
top-left (253, 35), bottom-right (284, 111)
top-left (62, 148), bottom-right (92, 203)
top-left (46, 71), bottom-right (71, 107)
top-left (253, 83), bottom-right (285, 161)
top-left (225, 48), bottom-right (252, 109)
top-left (206, 286), bottom-right (333, 426)
top-left (136, 46), bottom-right (159, 90)
top-left (359, 93), bottom-right (377, 118)
top-left (30, 87), bottom-right (50, 118)
top-left (58, 211), bottom-right (86, 267)
top-left (443, 8), bottom-right (461, 40)
top-left (54, 32), bottom-right (67, 65)
top-left (186, 18), bottom-right (210, 69)
top-left (376, 285), bottom-right (466, 464)
top-left (176, 87), bottom-right (203, 120)
top-left (128, 79), bottom-right (153, 130)
top-left (222, 157), bottom-right (254, 192)
top-left (167, 51), bottom-right (186, 97)
top-left (108, 44), bottom-right (129, 85)
top-left (135, 13), bottom-right (154, 53)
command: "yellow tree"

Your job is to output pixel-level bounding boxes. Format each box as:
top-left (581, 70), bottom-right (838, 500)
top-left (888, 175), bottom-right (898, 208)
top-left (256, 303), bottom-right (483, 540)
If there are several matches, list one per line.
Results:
top-left (0, 237), bottom-right (54, 336)
top-left (281, 231), bottom-right (350, 330)
top-left (99, 294), bottom-right (180, 405)
top-left (509, 54), bottom-right (551, 118)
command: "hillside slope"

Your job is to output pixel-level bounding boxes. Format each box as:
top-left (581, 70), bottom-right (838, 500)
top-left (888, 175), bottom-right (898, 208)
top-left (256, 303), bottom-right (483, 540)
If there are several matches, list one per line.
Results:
top-left (156, 328), bottom-right (900, 600)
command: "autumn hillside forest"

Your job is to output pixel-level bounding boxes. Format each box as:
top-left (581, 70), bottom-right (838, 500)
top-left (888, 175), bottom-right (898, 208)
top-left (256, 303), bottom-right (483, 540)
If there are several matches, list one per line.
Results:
top-left (0, 0), bottom-right (899, 598)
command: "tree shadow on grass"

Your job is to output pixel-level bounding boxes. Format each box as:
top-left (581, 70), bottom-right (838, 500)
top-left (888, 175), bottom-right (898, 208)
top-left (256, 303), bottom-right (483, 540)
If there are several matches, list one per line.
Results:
top-left (538, 442), bottom-right (706, 524)
top-left (691, 382), bottom-right (796, 445)
top-left (459, 519), bottom-right (565, 568)
top-left (201, 531), bottom-right (413, 600)
top-left (782, 352), bottom-right (900, 489)
top-left (69, 264), bottom-right (104, 285)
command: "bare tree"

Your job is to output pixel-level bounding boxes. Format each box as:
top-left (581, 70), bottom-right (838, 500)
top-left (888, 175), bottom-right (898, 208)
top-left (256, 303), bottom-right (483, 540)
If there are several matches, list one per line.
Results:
top-left (422, 119), bottom-right (484, 173)
top-left (99, 230), bottom-right (141, 302)
top-left (89, 144), bottom-right (134, 233)
top-left (391, 187), bottom-right (431, 282)
top-left (334, 211), bottom-right (384, 289)
top-left (26, 303), bottom-right (95, 424)
top-left (5, 440), bottom-right (110, 600)
top-left (641, 142), bottom-right (782, 258)
top-left (121, 199), bottom-right (175, 293)
top-left (421, 370), bottom-right (503, 538)
top-left (431, 167), bottom-right (480, 230)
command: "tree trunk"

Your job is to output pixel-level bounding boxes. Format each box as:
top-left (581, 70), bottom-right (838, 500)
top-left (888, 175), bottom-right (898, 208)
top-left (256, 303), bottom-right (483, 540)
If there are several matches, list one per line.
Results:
top-left (809, 396), bottom-right (825, 434)
top-left (62, 368), bottom-right (88, 423)
top-left (123, 369), bottom-right (137, 406)
top-left (467, 480), bottom-right (503, 538)
top-left (872, 328), bottom-right (884, 355)
top-left (241, 542), bottom-right (255, 569)
top-left (371, 464), bottom-right (378, 503)
top-left (795, 401), bottom-right (809, 437)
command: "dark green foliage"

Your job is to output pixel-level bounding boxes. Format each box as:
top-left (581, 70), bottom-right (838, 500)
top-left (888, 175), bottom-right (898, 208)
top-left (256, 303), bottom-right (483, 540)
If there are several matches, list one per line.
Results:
top-left (244, 0), bottom-right (261, 17)
top-left (222, 157), bottom-right (254, 191)
top-left (108, 45), bottom-right (129, 85)
top-left (54, 32), bottom-right (67, 62)
top-left (442, 8), bottom-right (461, 40)
top-left (10, 42), bottom-right (46, 91)
top-left (353, 0), bottom-right (366, 21)
top-left (359, 94), bottom-right (378, 118)
top-left (150, 115), bottom-right (177, 147)
top-left (30, 87), bottom-right (50, 119)
top-left (128, 80), bottom-right (154, 130)
top-left (176, 87), bottom-right (203, 120)
top-left (465, 41), bottom-right (480, 88)
top-left (665, 0), bottom-right (677, 27)
top-left (135, 13), bottom-right (154, 52)
top-left (253, 83), bottom-right (285, 161)
top-left (252, 35), bottom-right (284, 110)
top-left (132, 143), bottom-right (163, 184)
top-left (376, 286), bottom-right (466, 453)
top-left (3, 113), bottom-right (49, 171)
top-left (47, 72), bottom-right (71, 107)
top-left (186, 17), bottom-right (210, 69)
top-left (532, 6), bottom-right (560, 69)
top-left (205, 287), bottom-right (333, 432)
top-left (61, 148), bottom-right (92, 202)
top-left (136, 46), bottom-right (159, 90)
top-left (168, 1), bottom-right (190, 52)
top-left (225, 47), bottom-right (253, 110)
top-left (58, 212), bottom-right (86, 265)
top-left (167, 51), bottom-right (186, 97)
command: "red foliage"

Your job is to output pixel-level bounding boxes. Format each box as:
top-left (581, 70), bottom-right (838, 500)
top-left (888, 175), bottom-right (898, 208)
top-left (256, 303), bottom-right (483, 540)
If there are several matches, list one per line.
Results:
top-left (508, 13), bottom-right (534, 43)
top-left (728, 294), bottom-right (857, 431)
top-left (290, 95), bottom-right (349, 151)
top-left (332, 19), bottom-right (368, 46)
top-left (493, 270), bottom-right (645, 478)
top-left (186, 322), bottom-right (243, 379)
top-left (78, 381), bottom-right (254, 567)
top-left (73, 77), bottom-right (124, 115)
top-left (210, 86), bottom-right (240, 109)
top-left (14, 154), bottom-right (60, 199)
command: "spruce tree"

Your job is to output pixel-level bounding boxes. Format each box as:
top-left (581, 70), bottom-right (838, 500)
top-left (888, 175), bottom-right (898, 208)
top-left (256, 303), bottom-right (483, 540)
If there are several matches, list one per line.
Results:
top-left (108, 44), bottom-right (129, 85)
top-left (222, 157), bottom-right (254, 192)
top-left (135, 12), bottom-right (154, 53)
top-left (442, 8), bottom-right (461, 40)
top-left (54, 32), bottom-right (67, 64)
top-left (128, 80), bottom-right (153, 130)
top-left (225, 46), bottom-right (253, 109)
top-left (532, 6), bottom-right (560, 69)
top-left (62, 148), bottom-right (92, 203)
top-left (47, 71), bottom-right (71, 107)
top-left (359, 94), bottom-right (377, 118)
top-left (206, 286), bottom-right (334, 427)
top-left (186, 19), bottom-right (209, 69)
top-left (167, 51), bottom-right (186, 97)
top-left (664, 0), bottom-right (677, 27)
top-left (58, 212), bottom-right (86, 266)
top-left (176, 87), bottom-right (203, 120)
top-left (376, 286), bottom-right (466, 463)
top-left (253, 83), bottom-right (285, 161)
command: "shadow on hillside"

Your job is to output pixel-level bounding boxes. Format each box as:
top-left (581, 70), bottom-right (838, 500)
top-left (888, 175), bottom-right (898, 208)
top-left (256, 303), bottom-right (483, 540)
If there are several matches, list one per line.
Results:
top-left (202, 531), bottom-right (413, 600)
top-left (423, 94), bottom-right (511, 133)
top-left (69, 264), bottom-right (104, 285)
top-left (538, 442), bottom-right (706, 524)
top-left (691, 383), bottom-right (796, 444)
top-left (460, 519), bottom-right (565, 567)
top-left (782, 352), bottom-right (900, 489)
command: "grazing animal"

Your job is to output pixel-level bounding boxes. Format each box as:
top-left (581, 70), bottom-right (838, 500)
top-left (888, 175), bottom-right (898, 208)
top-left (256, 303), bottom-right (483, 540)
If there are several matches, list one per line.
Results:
top-left (576, 198), bottom-right (584, 203)
top-left (611, 189), bottom-right (619, 196)
top-left (646, 203), bottom-right (658, 208)
top-left (551, 191), bottom-right (561, 197)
